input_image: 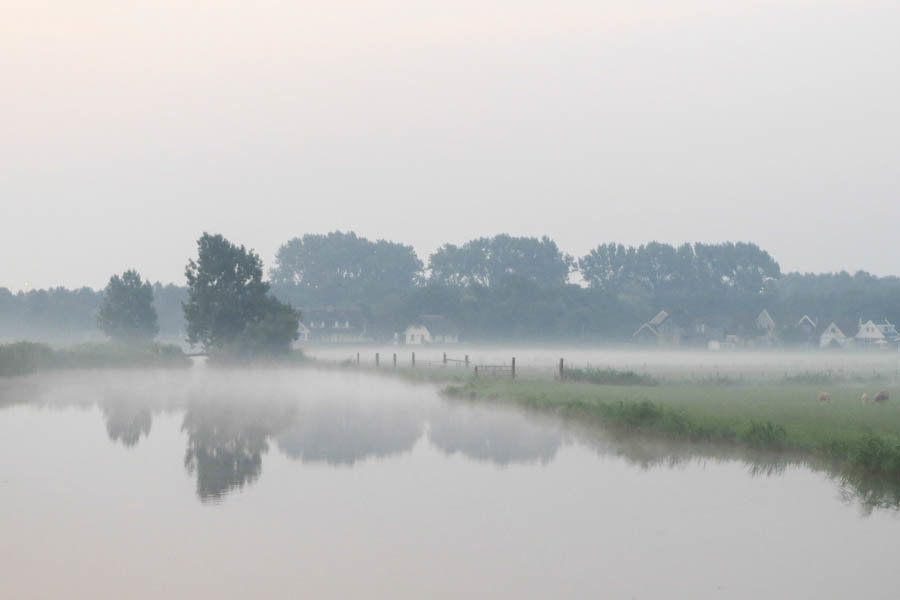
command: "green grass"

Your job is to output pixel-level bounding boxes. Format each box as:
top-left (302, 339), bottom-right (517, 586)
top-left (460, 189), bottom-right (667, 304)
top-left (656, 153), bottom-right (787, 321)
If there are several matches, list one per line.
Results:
top-left (563, 367), bottom-right (657, 386)
top-left (0, 341), bottom-right (191, 375)
top-left (441, 376), bottom-right (900, 480)
top-left (0, 342), bottom-right (56, 376)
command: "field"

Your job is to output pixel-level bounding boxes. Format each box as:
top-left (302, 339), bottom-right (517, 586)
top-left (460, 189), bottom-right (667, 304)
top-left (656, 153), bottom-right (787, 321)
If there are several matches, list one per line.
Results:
top-left (316, 346), bottom-right (900, 487)
top-left (443, 376), bottom-right (900, 446)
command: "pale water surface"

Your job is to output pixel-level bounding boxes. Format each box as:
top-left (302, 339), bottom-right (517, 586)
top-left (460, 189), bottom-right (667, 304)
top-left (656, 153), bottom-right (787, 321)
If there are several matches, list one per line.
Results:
top-left (1, 367), bottom-right (898, 599)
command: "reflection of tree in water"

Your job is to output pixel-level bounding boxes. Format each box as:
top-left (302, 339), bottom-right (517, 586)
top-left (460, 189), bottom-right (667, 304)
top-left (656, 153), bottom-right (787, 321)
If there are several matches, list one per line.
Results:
top-left (428, 403), bottom-right (562, 466)
top-left (103, 402), bottom-right (153, 447)
top-left (182, 399), bottom-right (294, 502)
top-left (276, 402), bottom-right (424, 466)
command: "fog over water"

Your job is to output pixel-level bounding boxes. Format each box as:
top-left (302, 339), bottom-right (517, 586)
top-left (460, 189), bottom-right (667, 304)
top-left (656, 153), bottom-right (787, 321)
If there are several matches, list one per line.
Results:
top-left (2, 366), bottom-right (899, 598)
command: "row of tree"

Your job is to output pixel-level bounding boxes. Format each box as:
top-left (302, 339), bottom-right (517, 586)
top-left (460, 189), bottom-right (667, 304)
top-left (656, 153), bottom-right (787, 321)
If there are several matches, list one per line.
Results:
top-left (269, 234), bottom-right (782, 303)
top-left (1, 232), bottom-right (898, 345)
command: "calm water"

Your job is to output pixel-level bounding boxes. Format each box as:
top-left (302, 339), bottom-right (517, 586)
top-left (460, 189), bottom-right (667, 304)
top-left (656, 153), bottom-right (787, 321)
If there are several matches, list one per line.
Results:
top-left (1, 366), bottom-right (899, 599)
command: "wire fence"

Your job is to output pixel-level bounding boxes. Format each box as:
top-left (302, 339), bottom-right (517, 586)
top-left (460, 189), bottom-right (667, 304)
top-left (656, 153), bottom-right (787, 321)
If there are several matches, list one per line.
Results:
top-left (305, 350), bottom-right (900, 386)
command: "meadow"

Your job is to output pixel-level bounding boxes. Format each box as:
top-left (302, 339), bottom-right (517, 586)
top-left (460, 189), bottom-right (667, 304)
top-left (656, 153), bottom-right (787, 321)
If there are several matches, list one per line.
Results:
top-left (331, 347), bottom-right (900, 484)
top-left (435, 373), bottom-right (900, 481)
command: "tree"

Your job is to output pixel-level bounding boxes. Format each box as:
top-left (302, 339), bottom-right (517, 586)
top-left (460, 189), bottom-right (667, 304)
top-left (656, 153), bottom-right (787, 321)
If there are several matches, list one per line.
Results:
top-left (97, 270), bottom-right (158, 343)
top-left (270, 231), bottom-right (423, 306)
top-left (183, 233), bottom-right (299, 353)
top-left (428, 235), bottom-right (573, 288)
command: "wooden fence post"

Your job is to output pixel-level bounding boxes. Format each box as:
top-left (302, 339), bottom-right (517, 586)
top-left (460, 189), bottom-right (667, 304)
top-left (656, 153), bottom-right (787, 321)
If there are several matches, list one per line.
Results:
top-left (474, 366), bottom-right (478, 378)
top-left (356, 352), bottom-right (360, 366)
top-left (393, 353), bottom-right (397, 368)
top-left (375, 353), bottom-right (379, 367)
top-left (443, 352), bottom-right (447, 366)
top-left (559, 358), bottom-right (564, 381)
top-left (412, 352), bottom-right (416, 368)
top-left (465, 355), bottom-right (469, 367)
top-left (511, 357), bottom-right (516, 379)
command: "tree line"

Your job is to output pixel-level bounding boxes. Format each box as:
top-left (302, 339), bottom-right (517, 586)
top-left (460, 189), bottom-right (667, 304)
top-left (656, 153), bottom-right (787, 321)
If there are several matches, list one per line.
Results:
top-left (1, 232), bottom-right (899, 346)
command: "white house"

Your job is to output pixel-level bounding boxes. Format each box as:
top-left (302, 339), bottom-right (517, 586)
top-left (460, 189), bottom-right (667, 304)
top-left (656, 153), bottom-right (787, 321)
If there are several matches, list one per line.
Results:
top-left (756, 309), bottom-right (776, 333)
top-left (301, 307), bottom-right (371, 344)
top-left (404, 315), bottom-right (459, 345)
top-left (819, 322), bottom-right (848, 348)
top-left (856, 319), bottom-right (900, 348)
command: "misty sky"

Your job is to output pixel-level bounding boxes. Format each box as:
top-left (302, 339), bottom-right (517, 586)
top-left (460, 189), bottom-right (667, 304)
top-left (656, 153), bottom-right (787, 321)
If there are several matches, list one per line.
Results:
top-left (3, 0), bottom-right (899, 290)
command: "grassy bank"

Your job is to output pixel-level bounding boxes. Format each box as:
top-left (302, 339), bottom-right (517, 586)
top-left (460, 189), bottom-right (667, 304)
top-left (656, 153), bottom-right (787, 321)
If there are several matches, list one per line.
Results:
top-left (0, 341), bottom-right (191, 376)
top-left (439, 374), bottom-right (900, 480)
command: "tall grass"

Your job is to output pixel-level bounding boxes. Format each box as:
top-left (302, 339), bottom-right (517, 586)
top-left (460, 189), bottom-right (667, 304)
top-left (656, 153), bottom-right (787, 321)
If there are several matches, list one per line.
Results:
top-left (441, 376), bottom-right (900, 476)
top-left (563, 367), bottom-right (657, 386)
top-left (0, 342), bottom-right (55, 376)
top-left (0, 341), bottom-right (190, 375)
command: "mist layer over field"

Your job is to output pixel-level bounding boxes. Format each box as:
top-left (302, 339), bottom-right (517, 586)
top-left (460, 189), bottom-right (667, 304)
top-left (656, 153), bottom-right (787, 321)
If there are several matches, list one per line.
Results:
top-left (305, 345), bottom-right (900, 381)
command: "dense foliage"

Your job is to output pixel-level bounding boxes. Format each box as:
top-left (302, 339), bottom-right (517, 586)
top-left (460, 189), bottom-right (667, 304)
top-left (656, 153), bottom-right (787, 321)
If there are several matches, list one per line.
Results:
top-left (2, 233), bottom-right (899, 343)
top-left (429, 234), bottom-right (573, 288)
top-left (184, 233), bottom-right (299, 354)
top-left (0, 341), bottom-right (189, 376)
top-left (97, 270), bottom-right (159, 343)
top-left (270, 231), bottom-right (423, 306)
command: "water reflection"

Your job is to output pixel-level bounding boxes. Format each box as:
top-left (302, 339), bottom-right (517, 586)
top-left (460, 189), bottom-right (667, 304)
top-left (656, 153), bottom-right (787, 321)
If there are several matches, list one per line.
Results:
top-left (276, 402), bottom-right (424, 466)
top-left (182, 398), bottom-right (295, 502)
top-left (429, 403), bottom-right (562, 465)
top-left (2, 368), bottom-right (900, 513)
top-left (101, 397), bottom-right (153, 447)
top-left (104, 404), bottom-right (152, 447)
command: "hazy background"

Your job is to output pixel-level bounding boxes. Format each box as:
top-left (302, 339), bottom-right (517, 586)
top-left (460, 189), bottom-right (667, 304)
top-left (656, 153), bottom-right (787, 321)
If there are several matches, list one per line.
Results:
top-left (3, 0), bottom-right (898, 290)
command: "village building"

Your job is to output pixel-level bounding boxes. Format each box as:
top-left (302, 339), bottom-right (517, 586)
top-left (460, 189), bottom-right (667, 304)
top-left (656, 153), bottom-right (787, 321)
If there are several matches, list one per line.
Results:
top-left (300, 307), bottom-right (371, 344)
top-left (297, 321), bottom-right (311, 343)
top-left (751, 309), bottom-right (778, 346)
top-left (797, 315), bottom-right (817, 335)
top-left (756, 309), bottom-right (776, 333)
top-left (855, 318), bottom-right (900, 349)
top-left (403, 315), bottom-right (459, 345)
top-left (819, 322), bottom-right (849, 349)
top-left (632, 311), bottom-right (684, 346)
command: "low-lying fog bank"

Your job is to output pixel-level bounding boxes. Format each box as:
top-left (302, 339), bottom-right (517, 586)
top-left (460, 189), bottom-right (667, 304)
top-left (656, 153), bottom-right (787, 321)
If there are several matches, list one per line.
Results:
top-left (0, 366), bottom-right (897, 514)
top-left (303, 344), bottom-right (900, 381)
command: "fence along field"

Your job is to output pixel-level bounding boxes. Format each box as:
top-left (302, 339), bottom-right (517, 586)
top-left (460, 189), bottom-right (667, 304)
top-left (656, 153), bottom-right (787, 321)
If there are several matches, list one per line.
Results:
top-left (305, 347), bottom-right (900, 386)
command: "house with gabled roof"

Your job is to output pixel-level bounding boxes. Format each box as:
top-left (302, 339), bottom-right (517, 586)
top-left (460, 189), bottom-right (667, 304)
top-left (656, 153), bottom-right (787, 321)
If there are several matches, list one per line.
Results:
top-left (855, 318), bottom-right (900, 348)
top-left (747, 309), bottom-right (779, 347)
top-left (301, 306), bottom-right (371, 343)
top-left (797, 315), bottom-right (817, 335)
top-left (632, 310), bottom-right (684, 346)
top-left (819, 322), bottom-right (850, 349)
top-left (756, 309), bottom-right (776, 333)
top-left (404, 315), bottom-right (459, 345)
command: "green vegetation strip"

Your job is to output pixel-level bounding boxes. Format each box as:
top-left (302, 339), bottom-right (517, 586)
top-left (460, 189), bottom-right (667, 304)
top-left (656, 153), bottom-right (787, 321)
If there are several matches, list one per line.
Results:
top-left (0, 341), bottom-right (190, 376)
top-left (441, 374), bottom-right (900, 481)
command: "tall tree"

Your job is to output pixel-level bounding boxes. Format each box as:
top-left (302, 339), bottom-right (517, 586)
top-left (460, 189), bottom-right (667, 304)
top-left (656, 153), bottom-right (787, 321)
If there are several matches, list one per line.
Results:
top-left (270, 231), bottom-right (423, 305)
top-left (183, 233), bottom-right (298, 353)
top-left (429, 235), bottom-right (573, 287)
top-left (97, 270), bottom-right (159, 343)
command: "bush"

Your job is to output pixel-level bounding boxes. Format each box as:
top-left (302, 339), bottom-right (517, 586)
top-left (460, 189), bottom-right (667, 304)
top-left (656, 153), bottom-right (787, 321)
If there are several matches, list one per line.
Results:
top-left (0, 341), bottom-right (190, 375)
top-left (0, 342), bottom-right (55, 376)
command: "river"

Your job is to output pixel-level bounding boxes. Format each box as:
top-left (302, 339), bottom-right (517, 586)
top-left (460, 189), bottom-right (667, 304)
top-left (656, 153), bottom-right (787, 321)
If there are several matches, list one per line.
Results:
top-left (1, 366), bottom-right (898, 599)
